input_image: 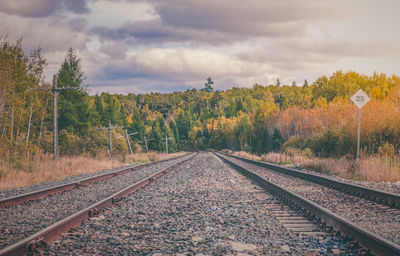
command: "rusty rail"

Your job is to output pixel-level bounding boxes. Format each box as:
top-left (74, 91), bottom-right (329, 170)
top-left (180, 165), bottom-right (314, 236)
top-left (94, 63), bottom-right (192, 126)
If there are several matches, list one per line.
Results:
top-left (221, 152), bottom-right (400, 208)
top-left (0, 153), bottom-right (191, 207)
top-left (215, 152), bottom-right (400, 256)
top-left (0, 152), bottom-right (198, 256)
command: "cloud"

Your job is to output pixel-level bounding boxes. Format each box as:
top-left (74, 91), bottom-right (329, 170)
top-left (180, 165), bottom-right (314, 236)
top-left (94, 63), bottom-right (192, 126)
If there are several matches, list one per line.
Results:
top-left (238, 38), bottom-right (400, 72)
top-left (102, 48), bottom-right (259, 81)
top-left (87, 0), bottom-right (157, 29)
top-left (99, 41), bottom-right (128, 60)
top-left (87, 77), bottom-right (195, 95)
top-left (0, 0), bottom-right (89, 17)
top-left (91, 0), bottom-right (345, 46)
top-left (91, 19), bottom-right (239, 45)
top-left (156, 0), bottom-right (340, 35)
top-left (0, 14), bottom-right (86, 52)
top-left (1, 0), bottom-right (400, 94)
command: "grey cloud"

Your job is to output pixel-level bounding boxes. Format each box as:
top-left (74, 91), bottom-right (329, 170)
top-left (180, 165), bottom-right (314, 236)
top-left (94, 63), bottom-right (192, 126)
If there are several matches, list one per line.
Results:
top-left (0, 13), bottom-right (87, 53)
top-left (68, 17), bottom-right (88, 32)
top-left (237, 38), bottom-right (400, 72)
top-left (88, 77), bottom-right (195, 94)
top-left (91, 19), bottom-right (241, 45)
top-left (91, 0), bottom-right (343, 46)
top-left (0, 0), bottom-right (55, 17)
top-left (99, 42), bottom-right (128, 60)
top-left (289, 40), bottom-right (399, 59)
top-left (62, 0), bottom-right (90, 14)
top-left (94, 47), bottom-right (257, 86)
top-left (0, 0), bottom-right (89, 17)
top-left (156, 0), bottom-right (340, 35)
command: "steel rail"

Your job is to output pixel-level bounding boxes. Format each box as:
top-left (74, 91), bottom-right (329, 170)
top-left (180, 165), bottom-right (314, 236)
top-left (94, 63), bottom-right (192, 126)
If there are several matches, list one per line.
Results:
top-left (221, 152), bottom-right (400, 208)
top-left (0, 153), bottom-right (191, 207)
top-left (0, 152), bottom-right (198, 256)
top-left (215, 152), bottom-right (400, 256)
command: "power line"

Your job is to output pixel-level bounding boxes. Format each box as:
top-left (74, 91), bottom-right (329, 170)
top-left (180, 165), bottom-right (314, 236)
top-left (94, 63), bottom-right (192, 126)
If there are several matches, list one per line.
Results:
top-left (94, 120), bottom-right (124, 157)
top-left (31, 75), bottom-right (79, 160)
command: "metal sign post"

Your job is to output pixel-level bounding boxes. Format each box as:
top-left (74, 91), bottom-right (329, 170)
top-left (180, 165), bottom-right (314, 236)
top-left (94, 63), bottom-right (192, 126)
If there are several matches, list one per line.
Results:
top-left (350, 89), bottom-right (370, 160)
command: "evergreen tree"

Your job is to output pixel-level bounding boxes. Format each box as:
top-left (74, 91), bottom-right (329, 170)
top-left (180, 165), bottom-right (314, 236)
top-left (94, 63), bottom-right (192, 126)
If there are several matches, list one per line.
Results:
top-left (129, 105), bottom-right (145, 142)
top-left (272, 128), bottom-right (284, 152)
top-left (176, 109), bottom-right (191, 141)
top-left (149, 116), bottom-right (162, 151)
top-left (201, 77), bottom-right (214, 92)
top-left (58, 48), bottom-right (90, 135)
top-left (169, 120), bottom-right (180, 150)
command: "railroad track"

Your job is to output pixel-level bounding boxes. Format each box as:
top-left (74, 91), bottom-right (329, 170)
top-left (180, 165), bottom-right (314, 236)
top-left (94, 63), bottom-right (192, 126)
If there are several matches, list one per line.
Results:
top-left (2, 151), bottom-right (399, 255)
top-left (0, 153), bottom-right (197, 255)
top-left (215, 152), bottom-right (400, 256)
top-left (0, 153), bottom-right (191, 207)
top-left (221, 152), bottom-right (400, 208)
top-left (27, 152), bottom-right (358, 255)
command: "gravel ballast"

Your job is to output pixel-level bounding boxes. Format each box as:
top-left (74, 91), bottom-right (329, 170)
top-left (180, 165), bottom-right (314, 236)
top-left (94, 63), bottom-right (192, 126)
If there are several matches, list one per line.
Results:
top-left (0, 164), bottom-right (140, 199)
top-left (0, 153), bottom-right (194, 250)
top-left (222, 153), bottom-right (400, 246)
top-left (43, 152), bottom-right (354, 255)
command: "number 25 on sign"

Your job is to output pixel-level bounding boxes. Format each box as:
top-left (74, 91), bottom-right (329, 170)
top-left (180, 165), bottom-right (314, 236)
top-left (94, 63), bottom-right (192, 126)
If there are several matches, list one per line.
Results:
top-left (350, 89), bottom-right (370, 159)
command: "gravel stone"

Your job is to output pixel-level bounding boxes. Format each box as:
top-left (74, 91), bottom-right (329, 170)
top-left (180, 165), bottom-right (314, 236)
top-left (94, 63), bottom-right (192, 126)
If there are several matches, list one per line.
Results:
top-left (296, 166), bottom-right (400, 195)
top-left (42, 152), bottom-right (355, 255)
top-left (223, 154), bottom-right (400, 245)
top-left (0, 164), bottom-right (141, 199)
top-left (0, 153), bottom-right (194, 250)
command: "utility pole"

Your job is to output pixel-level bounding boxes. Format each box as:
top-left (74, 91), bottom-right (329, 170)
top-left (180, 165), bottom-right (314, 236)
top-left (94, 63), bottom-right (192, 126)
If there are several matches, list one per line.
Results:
top-left (165, 135), bottom-right (173, 154)
top-left (124, 129), bottom-right (137, 155)
top-left (95, 120), bottom-right (124, 157)
top-left (117, 129), bottom-right (137, 155)
top-left (139, 136), bottom-right (153, 153)
top-left (31, 75), bottom-right (79, 160)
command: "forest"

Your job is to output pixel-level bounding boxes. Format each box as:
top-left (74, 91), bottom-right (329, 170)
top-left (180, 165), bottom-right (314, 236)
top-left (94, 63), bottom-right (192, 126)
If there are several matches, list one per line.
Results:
top-left (1, 38), bottom-right (400, 166)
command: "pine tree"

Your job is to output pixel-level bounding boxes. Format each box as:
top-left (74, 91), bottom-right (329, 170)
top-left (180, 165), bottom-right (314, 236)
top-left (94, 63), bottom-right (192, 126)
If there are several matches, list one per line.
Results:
top-left (201, 77), bottom-right (214, 92)
top-left (58, 48), bottom-right (90, 135)
top-left (149, 116), bottom-right (162, 151)
top-left (272, 128), bottom-right (284, 152)
top-left (129, 105), bottom-right (145, 142)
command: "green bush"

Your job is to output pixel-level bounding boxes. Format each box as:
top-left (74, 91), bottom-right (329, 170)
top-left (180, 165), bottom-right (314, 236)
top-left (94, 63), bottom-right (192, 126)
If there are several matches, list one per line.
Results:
top-left (282, 129), bottom-right (357, 158)
top-left (282, 136), bottom-right (307, 151)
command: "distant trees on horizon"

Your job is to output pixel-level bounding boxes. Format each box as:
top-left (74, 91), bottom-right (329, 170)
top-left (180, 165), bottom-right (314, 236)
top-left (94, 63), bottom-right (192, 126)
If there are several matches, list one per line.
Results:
top-left (1, 37), bottom-right (400, 160)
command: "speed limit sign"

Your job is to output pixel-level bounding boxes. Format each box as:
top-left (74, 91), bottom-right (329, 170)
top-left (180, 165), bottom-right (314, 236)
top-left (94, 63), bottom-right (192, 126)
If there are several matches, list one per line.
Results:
top-left (350, 89), bottom-right (370, 109)
top-left (350, 89), bottom-right (370, 159)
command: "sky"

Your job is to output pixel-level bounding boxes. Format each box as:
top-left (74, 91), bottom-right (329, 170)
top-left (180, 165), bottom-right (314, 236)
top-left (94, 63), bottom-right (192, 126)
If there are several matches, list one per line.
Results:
top-left (0, 0), bottom-right (399, 94)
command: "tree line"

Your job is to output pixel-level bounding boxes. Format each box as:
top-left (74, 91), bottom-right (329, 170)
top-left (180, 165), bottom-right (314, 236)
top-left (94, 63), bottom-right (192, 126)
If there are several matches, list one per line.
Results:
top-left (1, 38), bottom-right (399, 161)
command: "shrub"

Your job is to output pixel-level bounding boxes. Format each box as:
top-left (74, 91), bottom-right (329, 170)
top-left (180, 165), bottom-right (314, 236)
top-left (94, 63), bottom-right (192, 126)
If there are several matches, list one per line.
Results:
top-left (282, 136), bottom-right (307, 151)
top-left (378, 142), bottom-right (396, 163)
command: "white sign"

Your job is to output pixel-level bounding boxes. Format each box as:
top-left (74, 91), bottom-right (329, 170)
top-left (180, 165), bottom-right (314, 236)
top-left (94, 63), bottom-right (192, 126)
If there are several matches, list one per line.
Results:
top-left (351, 89), bottom-right (370, 109)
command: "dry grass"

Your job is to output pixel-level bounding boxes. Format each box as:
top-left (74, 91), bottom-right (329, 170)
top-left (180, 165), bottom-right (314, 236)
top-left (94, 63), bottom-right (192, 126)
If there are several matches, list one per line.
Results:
top-left (0, 151), bottom-right (186, 191)
top-left (359, 155), bottom-right (400, 182)
top-left (233, 151), bottom-right (262, 161)
top-left (233, 151), bottom-right (400, 182)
